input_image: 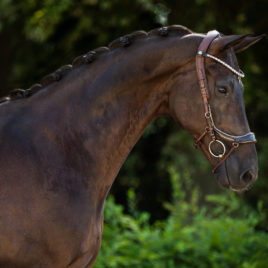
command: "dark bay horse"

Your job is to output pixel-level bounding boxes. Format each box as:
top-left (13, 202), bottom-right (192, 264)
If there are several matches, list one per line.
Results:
top-left (0, 25), bottom-right (264, 267)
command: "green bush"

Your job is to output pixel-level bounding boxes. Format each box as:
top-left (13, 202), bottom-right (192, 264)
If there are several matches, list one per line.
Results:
top-left (94, 167), bottom-right (268, 268)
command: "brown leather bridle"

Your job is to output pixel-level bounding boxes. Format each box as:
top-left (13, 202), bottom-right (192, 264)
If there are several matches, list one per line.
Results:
top-left (195, 30), bottom-right (256, 173)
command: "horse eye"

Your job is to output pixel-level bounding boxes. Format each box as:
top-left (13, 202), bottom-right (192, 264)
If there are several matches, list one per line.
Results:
top-left (218, 87), bottom-right (227, 94)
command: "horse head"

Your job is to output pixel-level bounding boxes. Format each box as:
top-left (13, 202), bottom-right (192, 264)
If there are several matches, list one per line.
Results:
top-left (169, 31), bottom-right (264, 191)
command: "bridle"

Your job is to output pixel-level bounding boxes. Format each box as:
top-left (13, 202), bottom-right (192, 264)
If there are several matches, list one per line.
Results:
top-left (195, 30), bottom-right (256, 173)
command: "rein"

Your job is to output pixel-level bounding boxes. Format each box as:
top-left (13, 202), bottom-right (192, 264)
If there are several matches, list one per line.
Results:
top-left (195, 30), bottom-right (256, 173)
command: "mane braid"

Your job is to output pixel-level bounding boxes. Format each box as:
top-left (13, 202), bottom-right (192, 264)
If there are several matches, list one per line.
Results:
top-left (1, 25), bottom-right (192, 104)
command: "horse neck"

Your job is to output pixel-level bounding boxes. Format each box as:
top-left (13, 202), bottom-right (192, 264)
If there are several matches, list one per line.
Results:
top-left (29, 34), bottom-right (198, 190)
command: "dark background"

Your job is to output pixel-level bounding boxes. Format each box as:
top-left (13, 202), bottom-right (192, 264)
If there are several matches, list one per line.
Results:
top-left (0, 0), bottom-right (267, 225)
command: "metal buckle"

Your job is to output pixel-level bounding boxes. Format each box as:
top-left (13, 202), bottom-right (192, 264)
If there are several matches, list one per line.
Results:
top-left (205, 112), bottom-right (211, 119)
top-left (232, 142), bottom-right (239, 148)
top-left (208, 140), bottom-right (226, 158)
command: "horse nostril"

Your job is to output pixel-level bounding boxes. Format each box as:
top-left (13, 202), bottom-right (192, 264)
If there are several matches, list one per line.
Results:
top-left (240, 169), bottom-right (257, 185)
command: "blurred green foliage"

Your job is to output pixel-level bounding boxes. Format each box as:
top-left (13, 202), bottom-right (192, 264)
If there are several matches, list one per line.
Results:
top-left (0, 0), bottom-right (267, 266)
top-left (95, 168), bottom-right (268, 267)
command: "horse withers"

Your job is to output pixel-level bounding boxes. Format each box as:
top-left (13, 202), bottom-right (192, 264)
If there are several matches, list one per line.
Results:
top-left (0, 25), bottom-right (264, 267)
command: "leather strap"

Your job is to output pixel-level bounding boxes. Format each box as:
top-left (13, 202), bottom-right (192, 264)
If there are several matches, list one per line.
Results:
top-left (194, 128), bottom-right (209, 148)
top-left (196, 31), bottom-right (220, 143)
top-left (212, 144), bottom-right (238, 173)
top-left (196, 30), bottom-right (219, 97)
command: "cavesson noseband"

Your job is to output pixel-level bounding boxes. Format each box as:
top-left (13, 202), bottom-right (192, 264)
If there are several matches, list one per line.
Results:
top-left (195, 30), bottom-right (256, 173)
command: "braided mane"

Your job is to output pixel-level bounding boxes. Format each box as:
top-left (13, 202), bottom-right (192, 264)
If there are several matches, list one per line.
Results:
top-left (2, 25), bottom-right (192, 103)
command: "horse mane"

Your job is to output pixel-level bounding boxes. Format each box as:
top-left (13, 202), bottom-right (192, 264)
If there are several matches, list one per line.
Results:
top-left (2, 25), bottom-right (192, 103)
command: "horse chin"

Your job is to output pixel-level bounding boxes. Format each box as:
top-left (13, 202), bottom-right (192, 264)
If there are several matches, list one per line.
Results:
top-left (214, 162), bottom-right (252, 193)
top-left (214, 165), bottom-right (232, 190)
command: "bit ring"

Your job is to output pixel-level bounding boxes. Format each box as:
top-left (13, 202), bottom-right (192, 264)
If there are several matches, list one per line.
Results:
top-left (208, 140), bottom-right (226, 158)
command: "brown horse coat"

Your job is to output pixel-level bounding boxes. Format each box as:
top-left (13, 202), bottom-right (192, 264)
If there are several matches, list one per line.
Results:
top-left (0, 25), bottom-right (263, 267)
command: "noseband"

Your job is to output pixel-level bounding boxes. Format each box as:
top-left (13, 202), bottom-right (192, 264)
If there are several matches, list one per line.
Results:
top-left (195, 30), bottom-right (256, 173)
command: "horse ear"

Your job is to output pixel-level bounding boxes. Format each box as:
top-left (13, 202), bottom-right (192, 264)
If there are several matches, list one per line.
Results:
top-left (211, 34), bottom-right (265, 53)
top-left (232, 34), bottom-right (266, 53)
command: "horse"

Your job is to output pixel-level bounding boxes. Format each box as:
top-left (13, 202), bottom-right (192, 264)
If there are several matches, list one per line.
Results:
top-left (0, 25), bottom-right (264, 267)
